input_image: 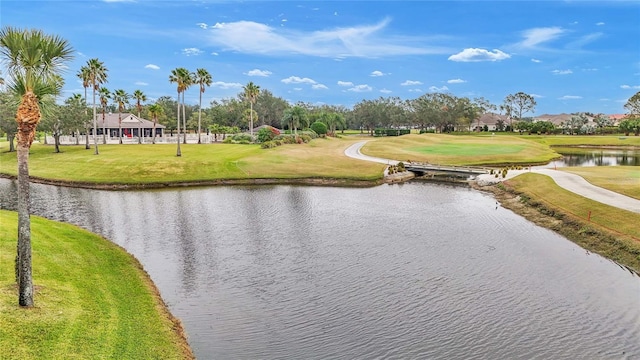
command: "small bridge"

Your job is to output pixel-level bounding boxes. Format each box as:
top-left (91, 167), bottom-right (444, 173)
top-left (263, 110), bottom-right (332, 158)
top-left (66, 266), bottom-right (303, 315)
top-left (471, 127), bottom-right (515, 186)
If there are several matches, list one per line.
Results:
top-left (404, 162), bottom-right (489, 177)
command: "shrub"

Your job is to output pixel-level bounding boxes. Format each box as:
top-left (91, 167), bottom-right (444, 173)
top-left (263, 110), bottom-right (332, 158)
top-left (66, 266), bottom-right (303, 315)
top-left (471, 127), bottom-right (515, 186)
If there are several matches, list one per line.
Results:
top-left (256, 126), bottom-right (280, 143)
top-left (300, 130), bottom-right (318, 139)
top-left (397, 162), bottom-right (405, 172)
top-left (260, 141), bottom-right (277, 149)
top-left (310, 121), bottom-right (328, 136)
top-left (300, 134), bottom-right (312, 143)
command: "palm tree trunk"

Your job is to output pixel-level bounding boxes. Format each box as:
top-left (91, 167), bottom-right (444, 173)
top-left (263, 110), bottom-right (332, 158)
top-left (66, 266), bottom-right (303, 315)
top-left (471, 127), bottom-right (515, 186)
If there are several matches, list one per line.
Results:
top-left (152, 120), bottom-right (157, 144)
top-left (85, 123), bottom-right (90, 149)
top-left (176, 91), bottom-right (181, 156)
top-left (16, 91), bottom-right (39, 308)
top-left (182, 92), bottom-right (187, 144)
top-left (119, 114), bottom-right (122, 144)
top-left (250, 102), bottom-right (254, 137)
top-left (93, 88), bottom-right (99, 154)
top-left (198, 91), bottom-right (202, 144)
top-left (102, 113), bottom-right (106, 144)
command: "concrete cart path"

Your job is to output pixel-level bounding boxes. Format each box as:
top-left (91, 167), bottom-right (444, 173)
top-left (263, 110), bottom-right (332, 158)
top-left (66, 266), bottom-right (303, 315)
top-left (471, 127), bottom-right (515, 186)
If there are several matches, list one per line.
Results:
top-left (345, 141), bottom-right (640, 214)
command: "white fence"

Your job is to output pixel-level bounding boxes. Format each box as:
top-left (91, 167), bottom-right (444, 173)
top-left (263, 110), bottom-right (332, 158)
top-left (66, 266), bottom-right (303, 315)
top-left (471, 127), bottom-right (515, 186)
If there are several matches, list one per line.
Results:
top-left (43, 134), bottom-right (230, 145)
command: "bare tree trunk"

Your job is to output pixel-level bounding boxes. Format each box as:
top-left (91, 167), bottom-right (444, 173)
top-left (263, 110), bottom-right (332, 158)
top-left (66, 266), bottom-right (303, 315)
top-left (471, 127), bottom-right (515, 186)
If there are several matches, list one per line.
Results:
top-left (8, 134), bottom-right (16, 152)
top-left (85, 124), bottom-right (90, 149)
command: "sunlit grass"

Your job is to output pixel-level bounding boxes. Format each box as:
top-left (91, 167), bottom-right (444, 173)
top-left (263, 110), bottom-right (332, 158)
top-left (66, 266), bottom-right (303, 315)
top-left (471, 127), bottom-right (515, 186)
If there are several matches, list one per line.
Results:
top-left (560, 166), bottom-right (640, 200)
top-left (0, 210), bottom-right (192, 359)
top-left (0, 138), bottom-right (385, 185)
top-left (361, 134), bottom-right (560, 165)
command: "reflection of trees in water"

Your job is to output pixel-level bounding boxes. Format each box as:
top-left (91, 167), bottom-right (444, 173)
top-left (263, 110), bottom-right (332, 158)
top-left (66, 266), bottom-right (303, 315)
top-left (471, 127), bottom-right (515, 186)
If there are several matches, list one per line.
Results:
top-left (559, 150), bottom-right (640, 167)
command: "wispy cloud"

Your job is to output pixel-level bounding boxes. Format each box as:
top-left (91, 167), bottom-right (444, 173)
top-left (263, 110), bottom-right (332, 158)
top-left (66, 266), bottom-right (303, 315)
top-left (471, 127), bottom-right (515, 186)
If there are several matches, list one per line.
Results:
top-left (206, 18), bottom-right (450, 58)
top-left (337, 81), bottom-right (353, 87)
top-left (370, 70), bottom-right (387, 77)
top-left (596, 22), bottom-right (605, 26)
top-left (530, 94), bottom-right (544, 98)
top-left (531, 58), bottom-right (541, 63)
top-left (447, 78), bottom-right (466, 84)
top-left (621, 84), bottom-right (640, 89)
top-left (212, 81), bottom-right (243, 89)
top-left (448, 48), bottom-right (510, 62)
top-left (145, 64), bottom-right (160, 70)
top-left (517, 27), bottom-right (565, 48)
top-left (347, 84), bottom-right (372, 92)
top-left (380, 88), bottom-right (392, 94)
top-left (552, 69), bottom-right (573, 75)
top-left (429, 85), bottom-right (449, 92)
top-left (282, 76), bottom-right (316, 84)
top-left (558, 95), bottom-right (582, 100)
top-left (196, 23), bottom-right (208, 30)
top-left (401, 80), bottom-right (422, 86)
top-left (182, 47), bottom-right (203, 56)
top-left (312, 84), bottom-right (328, 90)
top-left (246, 69), bottom-right (272, 77)
top-left (134, 81), bottom-right (148, 86)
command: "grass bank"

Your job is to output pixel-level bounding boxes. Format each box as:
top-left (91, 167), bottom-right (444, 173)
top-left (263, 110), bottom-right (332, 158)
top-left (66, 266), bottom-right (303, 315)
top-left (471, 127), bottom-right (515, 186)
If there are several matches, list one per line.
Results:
top-left (560, 166), bottom-right (640, 200)
top-left (0, 210), bottom-right (193, 359)
top-left (361, 134), bottom-right (560, 166)
top-left (0, 137), bottom-right (385, 187)
top-left (482, 174), bottom-right (640, 273)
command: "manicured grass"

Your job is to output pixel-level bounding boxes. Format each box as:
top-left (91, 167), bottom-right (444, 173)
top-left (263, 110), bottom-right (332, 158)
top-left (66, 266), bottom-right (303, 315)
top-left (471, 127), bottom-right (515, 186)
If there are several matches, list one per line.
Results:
top-left (525, 134), bottom-right (640, 147)
top-left (0, 210), bottom-right (193, 359)
top-left (0, 138), bottom-right (385, 185)
top-left (560, 166), bottom-right (640, 200)
top-left (502, 174), bottom-right (640, 273)
top-left (361, 134), bottom-right (560, 165)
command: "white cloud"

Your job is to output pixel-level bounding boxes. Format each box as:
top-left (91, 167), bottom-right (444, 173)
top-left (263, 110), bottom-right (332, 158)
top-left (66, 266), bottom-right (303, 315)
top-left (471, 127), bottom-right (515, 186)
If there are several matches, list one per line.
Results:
top-left (408, 89), bottom-right (422, 93)
top-left (212, 81), bottom-right (243, 89)
top-left (447, 78), bottom-right (466, 84)
top-left (134, 81), bottom-right (148, 86)
top-left (621, 84), bottom-right (640, 89)
top-left (145, 64), bottom-right (160, 70)
top-left (552, 69), bottom-right (573, 75)
top-left (582, 68), bottom-right (598, 72)
top-left (77, 52), bottom-right (86, 57)
top-left (429, 85), bottom-right (449, 92)
top-left (281, 76), bottom-right (316, 84)
top-left (196, 23), bottom-right (208, 29)
top-left (596, 22), bottom-right (605, 26)
top-left (531, 58), bottom-right (541, 63)
top-left (182, 47), bottom-right (203, 56)
top-left (211, 52), bottom-right (219, 56)
top-left (370, 70), bottom-right (386, 77)
top-left (558, 95), bottom-right (582, 100)
top-left (518, 27), bottom-right (565, 48)
top-left (379, 88), bottom-right (392, 94)
top-left (401, 80), bottom-right (422, 86)
top-left (347, 85), bottom-right (372, 92)
top-left (448, 48), bottom-right (510, 62)
top-left (246, 69), bottom-right (272, 77)
top-left (337, 81), bottom-right (353, 87)
top-left (206, 19), bottom-right (450, 58)
top-left (530, 94), bottom-right (544, 98)
top-left (312, 84), bottom-right (328, 90)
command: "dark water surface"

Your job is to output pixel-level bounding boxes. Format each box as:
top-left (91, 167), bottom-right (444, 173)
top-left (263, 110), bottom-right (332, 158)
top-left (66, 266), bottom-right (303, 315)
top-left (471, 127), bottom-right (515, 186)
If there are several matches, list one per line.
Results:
top-left (1, 179), bottom-right (639, 359)
top-left (553, 147), bottom-right (640, 167)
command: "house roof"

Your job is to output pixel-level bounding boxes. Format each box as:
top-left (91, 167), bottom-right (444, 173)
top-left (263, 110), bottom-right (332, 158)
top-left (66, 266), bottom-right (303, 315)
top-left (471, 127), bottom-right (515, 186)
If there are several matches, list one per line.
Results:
top-left (96, 113), bottom-right (166, 129)
top-left (475, 113), bottom-right (509, 126)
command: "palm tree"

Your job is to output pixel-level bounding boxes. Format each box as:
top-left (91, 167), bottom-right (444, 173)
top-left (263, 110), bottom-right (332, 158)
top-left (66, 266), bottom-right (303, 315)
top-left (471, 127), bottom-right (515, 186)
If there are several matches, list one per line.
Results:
top-left (147, 103), bottom-right (163, 144)
top-left (112, 89), bottom-right (129, 144)
top-left (194, 68), bottom-right (212, 144)
top-left (181, 70), bottom-right (194, 143)
top-left (86, 58), bottom-right (108, 153)
top-left (169, 67), bottom-right (190, 155)
top-left (282, 105), bottom-right (306, 135)
top-left (132, 89), bottom-right (146, 143)
top-left (76, 66), bottom-right (91, 149)
top-left (0, 26), bottom-right (74, 307)
top-left (243, 82), bottom-right (260, 137)
top-left (98, 87), bottom-right (110, 144)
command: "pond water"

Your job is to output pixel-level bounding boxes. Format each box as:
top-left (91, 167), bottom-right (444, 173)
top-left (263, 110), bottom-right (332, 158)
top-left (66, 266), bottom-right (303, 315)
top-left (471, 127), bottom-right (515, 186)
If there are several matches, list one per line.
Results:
top-left (1, 179), bottom-right (639, 359)
top-left (552, 147), bottom-right (640, 167)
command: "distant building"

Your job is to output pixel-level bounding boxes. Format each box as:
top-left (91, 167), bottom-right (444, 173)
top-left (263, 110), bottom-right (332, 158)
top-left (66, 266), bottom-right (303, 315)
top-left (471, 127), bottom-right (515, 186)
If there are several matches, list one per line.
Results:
top-left (92, 113), bottom-right (165, 138)
top-left (473, 113), bottom-right (510, 131)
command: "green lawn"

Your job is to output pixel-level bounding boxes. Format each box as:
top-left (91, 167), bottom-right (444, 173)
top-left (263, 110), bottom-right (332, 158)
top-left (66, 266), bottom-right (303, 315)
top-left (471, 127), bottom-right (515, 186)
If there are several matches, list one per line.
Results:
top-left (361, 134), bottom-right (560, 165)
top-left (0, 138), bottom-right (385, 185)
top-left (0, 210), bottom-right (193, 359)
top-left (560, 166), bottom-right (640, 200)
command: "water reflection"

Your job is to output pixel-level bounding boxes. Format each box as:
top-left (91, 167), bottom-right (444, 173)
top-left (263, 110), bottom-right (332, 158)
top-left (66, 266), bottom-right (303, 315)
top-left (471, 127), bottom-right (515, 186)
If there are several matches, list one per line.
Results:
top-left (554, 147), bottom-right (640, 167)
top-left (1, 179), bottom-right (639, 359)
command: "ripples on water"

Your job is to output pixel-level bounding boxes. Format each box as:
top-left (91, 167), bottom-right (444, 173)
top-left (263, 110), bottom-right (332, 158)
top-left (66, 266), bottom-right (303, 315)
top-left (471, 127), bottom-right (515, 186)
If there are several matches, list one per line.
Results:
top-left (1, 179), bottom-right (639, 359)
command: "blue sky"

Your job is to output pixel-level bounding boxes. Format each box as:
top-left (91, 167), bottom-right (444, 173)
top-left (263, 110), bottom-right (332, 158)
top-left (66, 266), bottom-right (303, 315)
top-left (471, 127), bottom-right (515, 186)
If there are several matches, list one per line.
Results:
top-left (3, 0), bottom-right (639, 115)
